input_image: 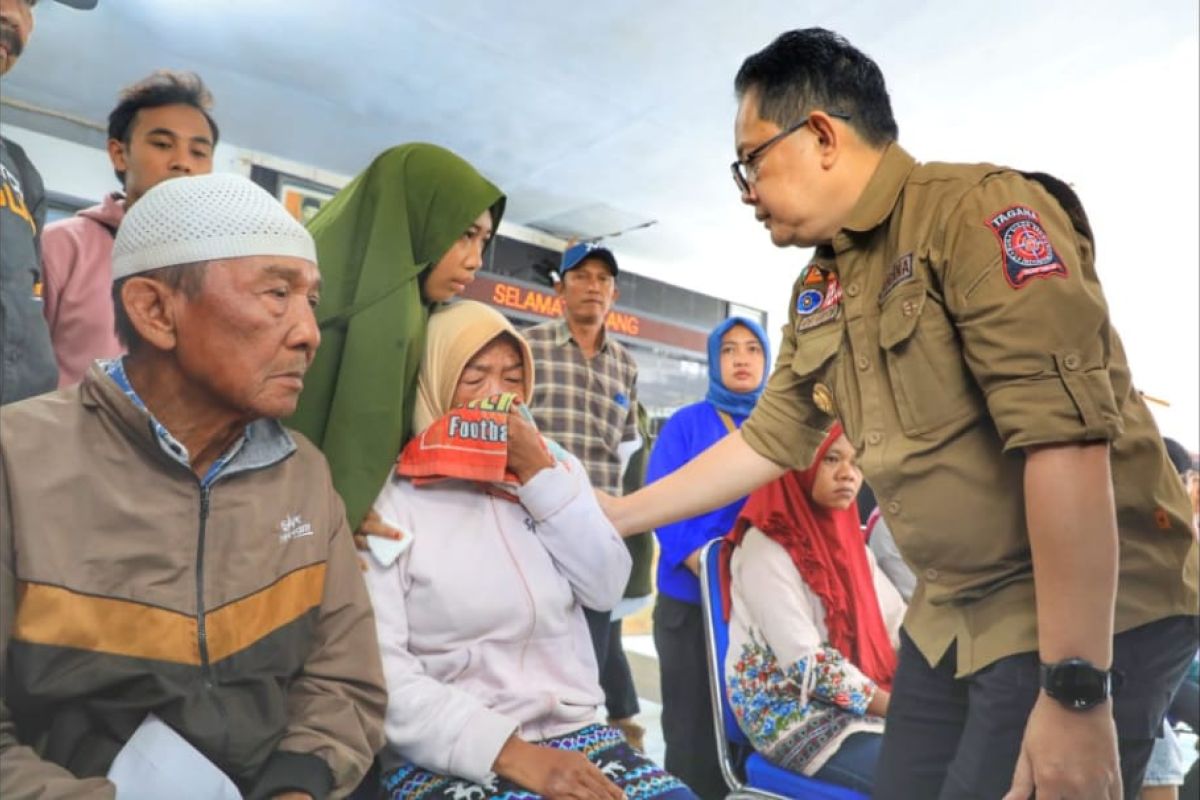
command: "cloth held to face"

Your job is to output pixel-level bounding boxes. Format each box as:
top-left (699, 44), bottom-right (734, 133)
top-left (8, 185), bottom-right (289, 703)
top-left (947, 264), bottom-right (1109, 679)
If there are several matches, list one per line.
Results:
top-left (396, 392), bottom-right (566, 487)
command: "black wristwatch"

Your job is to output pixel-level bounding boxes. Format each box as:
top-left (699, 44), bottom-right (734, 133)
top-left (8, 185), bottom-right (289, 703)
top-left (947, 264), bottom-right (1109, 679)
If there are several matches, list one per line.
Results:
top-left (1039, 658), bottom-right (1122, 710)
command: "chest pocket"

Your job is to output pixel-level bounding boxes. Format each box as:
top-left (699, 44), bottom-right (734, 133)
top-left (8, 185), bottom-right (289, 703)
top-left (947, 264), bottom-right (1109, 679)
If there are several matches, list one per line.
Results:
top-left (878, 285), bottom-right (980, 437)
top-left (789, 320), bottom-right (847, 432)
top-left (790, 319), bottom-right (844, 379)
top-left (589, 371), bottom-right (629, 452)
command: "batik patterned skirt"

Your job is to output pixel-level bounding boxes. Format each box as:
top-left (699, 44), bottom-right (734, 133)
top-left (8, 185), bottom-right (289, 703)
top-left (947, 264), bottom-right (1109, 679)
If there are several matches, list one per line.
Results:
top-left (381, 724), bottom-right (697, 800)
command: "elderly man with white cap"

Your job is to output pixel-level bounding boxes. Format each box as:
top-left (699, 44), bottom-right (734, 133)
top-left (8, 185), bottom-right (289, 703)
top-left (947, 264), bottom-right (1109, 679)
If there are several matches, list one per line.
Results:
top-left (0, 174), bottom-right (387, 799)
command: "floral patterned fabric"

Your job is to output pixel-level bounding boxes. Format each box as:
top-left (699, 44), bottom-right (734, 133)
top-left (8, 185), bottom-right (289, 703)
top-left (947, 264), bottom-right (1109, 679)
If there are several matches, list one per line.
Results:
top-left (728, 638), bottom-right (884, 774)
top-left (723, 526), bottom-right (904, 776)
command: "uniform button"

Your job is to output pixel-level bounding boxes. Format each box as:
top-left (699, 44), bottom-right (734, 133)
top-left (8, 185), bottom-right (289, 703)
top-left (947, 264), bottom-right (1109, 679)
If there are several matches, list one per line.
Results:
top-left (846, 283), bottom-right (860, 297)
top-left (856, 355), bottom-right (870, 371)
top-left (902, 301), bottom-right (916, 317)
top-left (924, 568), bottom-right (940, 582)
top-left (887, 501), bottom-right (901, 515)
top-left (1063, 353), bottom-right (1081, 370)
top-left (867, 431), bottom-right (882, 445)
top-left (812, 383), bottom-right (836, 415)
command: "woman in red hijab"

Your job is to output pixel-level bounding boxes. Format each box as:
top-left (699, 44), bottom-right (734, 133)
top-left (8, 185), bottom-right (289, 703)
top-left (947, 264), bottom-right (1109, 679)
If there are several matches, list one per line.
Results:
top-left (724, 423), bottom-right (905, 793)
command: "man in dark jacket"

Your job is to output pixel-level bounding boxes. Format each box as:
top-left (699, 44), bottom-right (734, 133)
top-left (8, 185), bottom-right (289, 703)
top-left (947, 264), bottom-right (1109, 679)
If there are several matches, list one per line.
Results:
top-left (0, 0), bottom-right (96, 403)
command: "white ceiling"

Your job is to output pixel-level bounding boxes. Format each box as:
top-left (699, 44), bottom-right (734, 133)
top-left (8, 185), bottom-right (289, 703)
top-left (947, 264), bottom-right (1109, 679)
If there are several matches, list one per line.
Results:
top-left (7, 0), bottom-right (956, 314)
top-left (4, 0), bottom-right (1199, 440)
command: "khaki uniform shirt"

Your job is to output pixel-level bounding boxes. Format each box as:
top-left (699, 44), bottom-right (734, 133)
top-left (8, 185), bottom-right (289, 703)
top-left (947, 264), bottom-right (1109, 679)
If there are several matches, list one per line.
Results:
top-left (741, 144), bottom-right (1199, 677)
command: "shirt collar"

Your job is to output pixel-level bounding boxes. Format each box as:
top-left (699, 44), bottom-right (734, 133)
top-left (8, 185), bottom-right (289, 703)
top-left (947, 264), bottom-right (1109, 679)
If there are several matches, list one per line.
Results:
top-left (840, 142), bottom-right (918, 234)
top-left (553, 317), bottom-right (610, 352)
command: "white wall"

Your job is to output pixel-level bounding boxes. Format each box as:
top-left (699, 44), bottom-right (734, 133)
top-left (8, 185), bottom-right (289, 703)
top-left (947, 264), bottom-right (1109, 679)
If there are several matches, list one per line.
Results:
top-left (0, 122), bottom-right (559, 251)
top-left (1, 124), bottom-right (127, 203)
top-left (0, 122), bottom-right (381, 207)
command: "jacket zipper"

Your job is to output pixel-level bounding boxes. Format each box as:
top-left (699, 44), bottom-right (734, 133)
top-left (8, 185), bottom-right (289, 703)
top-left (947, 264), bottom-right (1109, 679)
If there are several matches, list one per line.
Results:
top-left (196, 484), bottom-right (232, 761)
top-left (197, 486), bottom-right (212, 683)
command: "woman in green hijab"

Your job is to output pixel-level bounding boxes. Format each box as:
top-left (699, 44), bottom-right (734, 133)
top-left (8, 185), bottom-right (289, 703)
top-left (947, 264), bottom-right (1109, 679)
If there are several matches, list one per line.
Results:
top-left (288, 143), bottom-right (505, 530)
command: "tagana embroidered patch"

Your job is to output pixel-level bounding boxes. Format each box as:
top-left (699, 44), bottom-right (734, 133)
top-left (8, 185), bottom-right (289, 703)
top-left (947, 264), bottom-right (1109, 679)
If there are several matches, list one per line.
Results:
top-left (987, 205), bottom-right (1068, 289)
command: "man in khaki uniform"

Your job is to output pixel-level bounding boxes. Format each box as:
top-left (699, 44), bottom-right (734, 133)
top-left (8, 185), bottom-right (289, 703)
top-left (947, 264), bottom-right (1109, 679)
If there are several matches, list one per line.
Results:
top-left (604, 28), bottom-right (1198, 800)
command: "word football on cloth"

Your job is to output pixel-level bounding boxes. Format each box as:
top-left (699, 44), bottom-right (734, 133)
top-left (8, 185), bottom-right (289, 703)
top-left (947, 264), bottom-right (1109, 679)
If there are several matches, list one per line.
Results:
top-left (396, 392), bottom-right (523, 485)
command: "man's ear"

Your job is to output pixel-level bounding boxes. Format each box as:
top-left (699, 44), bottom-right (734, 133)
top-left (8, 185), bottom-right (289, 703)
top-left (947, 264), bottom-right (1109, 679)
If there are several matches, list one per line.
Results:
top-left (553, 279), bottom-right (566, 297)
top-left (107, 138), bottom-right (129, 177)
top-left (809, 110), bottom-right (843, 170)
top-left (120, 278), bottom-right (180, 352)
top-left (611, 285), bottom-right (621, 304)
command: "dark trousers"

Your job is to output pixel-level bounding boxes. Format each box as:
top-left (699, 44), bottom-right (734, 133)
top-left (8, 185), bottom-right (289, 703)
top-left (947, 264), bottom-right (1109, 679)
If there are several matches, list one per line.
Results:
top-left (653, 594), bottom-right (727, 800)
top-left (812, 732), bottom-right (883, 794)
top-left (583, 607), bottom-right (640, 720)
top-left (876, 615), bottom-right (1199, 800)
top-left (1166, 660), bottom-right (1198, 731)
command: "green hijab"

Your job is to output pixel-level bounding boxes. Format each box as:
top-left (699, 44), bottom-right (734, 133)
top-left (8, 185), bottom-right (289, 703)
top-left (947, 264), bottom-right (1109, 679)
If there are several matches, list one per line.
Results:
top-left (288, 143), bottom-right (505, 528)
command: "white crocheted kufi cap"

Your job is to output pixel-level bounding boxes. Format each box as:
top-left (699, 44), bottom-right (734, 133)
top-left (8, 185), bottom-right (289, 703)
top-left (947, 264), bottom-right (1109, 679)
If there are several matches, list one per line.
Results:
top-left (111, 173), bottom-right (317, 280)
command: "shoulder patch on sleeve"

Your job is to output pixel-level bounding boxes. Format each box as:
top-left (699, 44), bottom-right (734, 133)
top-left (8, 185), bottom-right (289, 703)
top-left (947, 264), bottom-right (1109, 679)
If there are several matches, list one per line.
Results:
top-left (986, 205), bottom-right (1068, 289)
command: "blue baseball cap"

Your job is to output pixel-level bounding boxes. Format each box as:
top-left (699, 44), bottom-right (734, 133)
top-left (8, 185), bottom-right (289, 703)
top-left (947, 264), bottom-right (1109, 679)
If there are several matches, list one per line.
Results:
top-left (559, 242), bottom-right (618, 278)
top-left (53, 0), bottom-right (99, 8)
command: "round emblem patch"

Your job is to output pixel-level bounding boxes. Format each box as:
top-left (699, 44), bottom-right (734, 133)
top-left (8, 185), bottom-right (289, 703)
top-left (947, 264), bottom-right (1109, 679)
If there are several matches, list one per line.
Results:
top-left (987, 205), bottom-right (1068, 289)
top-left (796, 289), bottom-right (824, 316)
top-left (1004, 221), bottom-right (1055, 267)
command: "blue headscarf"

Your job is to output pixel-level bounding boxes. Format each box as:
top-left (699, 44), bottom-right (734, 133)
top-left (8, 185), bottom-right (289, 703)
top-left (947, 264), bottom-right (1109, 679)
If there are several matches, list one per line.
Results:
top-left (705, 316), bottom-right (771, 417)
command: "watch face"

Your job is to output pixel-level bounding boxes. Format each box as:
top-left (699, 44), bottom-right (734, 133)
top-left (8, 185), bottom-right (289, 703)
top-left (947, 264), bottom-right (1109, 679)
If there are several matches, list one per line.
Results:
top-left (1045, 660), bottom-right (1109, 708)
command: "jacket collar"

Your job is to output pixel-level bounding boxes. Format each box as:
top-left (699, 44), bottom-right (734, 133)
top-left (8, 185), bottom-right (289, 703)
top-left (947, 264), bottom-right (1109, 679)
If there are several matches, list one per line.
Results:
top-left (81, 362), bottom-right (296, 483)
top-left (841, 143), bottom-right (917, 234)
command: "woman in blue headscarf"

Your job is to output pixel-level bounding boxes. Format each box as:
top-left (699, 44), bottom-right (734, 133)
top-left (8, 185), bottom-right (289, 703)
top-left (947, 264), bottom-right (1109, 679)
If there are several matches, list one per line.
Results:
top-left (646, 316), bottom-right (770, 800)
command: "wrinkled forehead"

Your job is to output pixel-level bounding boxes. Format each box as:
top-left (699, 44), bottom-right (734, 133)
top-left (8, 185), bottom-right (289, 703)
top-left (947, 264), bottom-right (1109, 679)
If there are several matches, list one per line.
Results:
top-left (208, 254), bottom-right (321, 289)
top-left (463, 334), bottom-right (524, 371)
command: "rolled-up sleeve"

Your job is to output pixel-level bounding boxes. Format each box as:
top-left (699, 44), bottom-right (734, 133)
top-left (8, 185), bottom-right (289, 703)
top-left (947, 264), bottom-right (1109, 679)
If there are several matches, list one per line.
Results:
top-left (943, 174), bottom-right (1123, 451)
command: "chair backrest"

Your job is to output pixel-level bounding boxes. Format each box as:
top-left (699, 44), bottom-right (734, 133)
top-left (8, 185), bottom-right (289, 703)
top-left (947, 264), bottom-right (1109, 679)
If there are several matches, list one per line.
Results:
top-left (699, 539), bottom-right (753, 761)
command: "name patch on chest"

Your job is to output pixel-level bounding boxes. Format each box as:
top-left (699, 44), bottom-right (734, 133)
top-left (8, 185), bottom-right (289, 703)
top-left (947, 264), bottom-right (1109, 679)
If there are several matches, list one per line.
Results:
top-left (878, 253), bottom-right (914, 303)
top-left (987, 205), bottom-right (1068, 289)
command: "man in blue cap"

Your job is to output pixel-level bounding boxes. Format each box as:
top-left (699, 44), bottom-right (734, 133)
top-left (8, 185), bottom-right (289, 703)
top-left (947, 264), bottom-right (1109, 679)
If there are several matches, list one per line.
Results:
top-left (524, 242), bottom-right (646, 749)
top-left (0, 0), bottom-right (97, 404)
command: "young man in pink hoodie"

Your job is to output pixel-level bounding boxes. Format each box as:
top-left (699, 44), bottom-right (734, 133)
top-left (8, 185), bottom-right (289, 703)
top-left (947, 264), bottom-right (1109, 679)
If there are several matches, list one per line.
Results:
top-left (41, 70), bottom-right (218, 386)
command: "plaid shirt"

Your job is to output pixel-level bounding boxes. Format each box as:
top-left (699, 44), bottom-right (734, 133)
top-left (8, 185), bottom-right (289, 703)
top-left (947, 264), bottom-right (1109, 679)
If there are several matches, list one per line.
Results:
top-left (524, 319), bottom-right (639, 495)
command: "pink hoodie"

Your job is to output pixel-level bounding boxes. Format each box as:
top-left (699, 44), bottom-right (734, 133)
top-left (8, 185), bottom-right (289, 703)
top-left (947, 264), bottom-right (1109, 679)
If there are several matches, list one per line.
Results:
top-left (42, 192), bottom-right (126, 387)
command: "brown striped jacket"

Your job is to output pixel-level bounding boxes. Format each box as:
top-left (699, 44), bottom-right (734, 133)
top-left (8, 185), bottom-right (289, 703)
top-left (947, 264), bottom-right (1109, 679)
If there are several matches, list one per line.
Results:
top-left (0, 365), bottom-right (386, 799)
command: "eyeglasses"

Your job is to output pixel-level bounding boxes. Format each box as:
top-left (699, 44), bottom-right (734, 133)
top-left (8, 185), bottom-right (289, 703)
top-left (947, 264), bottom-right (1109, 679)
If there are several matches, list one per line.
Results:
top-left (730, 111), bottom-right (852, 194)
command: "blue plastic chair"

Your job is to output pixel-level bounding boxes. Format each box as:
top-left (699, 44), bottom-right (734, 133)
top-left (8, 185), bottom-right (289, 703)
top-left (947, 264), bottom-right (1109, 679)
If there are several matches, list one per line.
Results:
top-left (699, 539), bottom-right (868, 800)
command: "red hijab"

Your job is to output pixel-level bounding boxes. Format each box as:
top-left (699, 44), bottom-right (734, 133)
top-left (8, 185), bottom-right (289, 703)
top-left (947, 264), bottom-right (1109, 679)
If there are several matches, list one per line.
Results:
top-left (725, 423), bottom-right (896, 689)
